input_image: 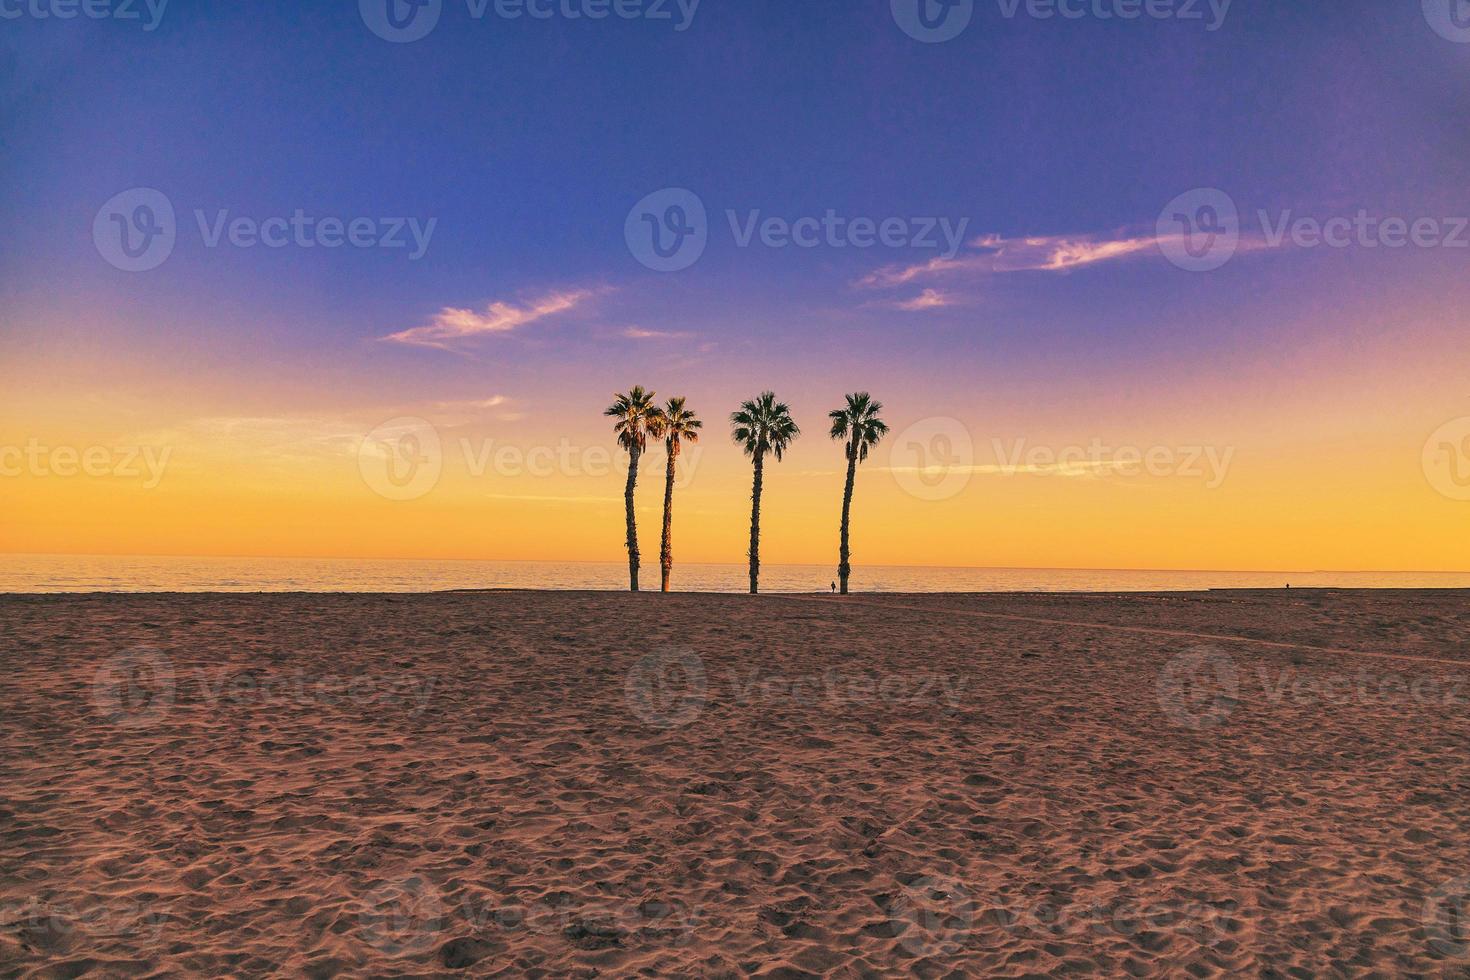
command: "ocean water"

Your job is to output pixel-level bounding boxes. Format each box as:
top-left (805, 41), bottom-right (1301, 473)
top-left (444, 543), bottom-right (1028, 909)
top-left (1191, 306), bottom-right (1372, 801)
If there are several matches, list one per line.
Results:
top-left (3, 554), bottom-right (1469, 594)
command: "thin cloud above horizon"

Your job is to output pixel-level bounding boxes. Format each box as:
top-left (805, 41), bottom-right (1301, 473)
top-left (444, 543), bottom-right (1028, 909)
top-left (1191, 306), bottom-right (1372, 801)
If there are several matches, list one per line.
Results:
top-left (857, 228), bottom-right (1278, 298)
top-left (433, 395), bottom-right (525, 423)
top-left (382, 289), bottom-right (595, 350)
top-left (891, 288), bottom-right (956, 311)
top-left (801, 459), bottom-right (1142, 480)
top-left (623, 326), bottom-right (694, 340)
top-left (435, 395), bottom-right (508, 410)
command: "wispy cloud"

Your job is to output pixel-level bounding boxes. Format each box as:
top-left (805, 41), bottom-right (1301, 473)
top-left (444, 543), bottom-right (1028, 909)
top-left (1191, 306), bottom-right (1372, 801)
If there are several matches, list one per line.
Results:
top-left (801, 460), bottom-right (1135, 479)
top-left (130, 416), bottom-right (365, 471)
top-left (383, 289), bottom-right (593, 350)
top-left (892, 288), bottom-right (955, 311)
top-left (984, 233), bottom-right (1161, 272)
top-left (435, 396), bottom-right (507, 410)
top-left (885, 460), bottom-right (1132, 478)
top-left (855, 254), bottom-right (990, 289)
top-left (432, 395), bottom-right (525, 423)
top-left (623, 326), bottom-right (693, 340)
top-left (857, 228), bottom-right (1277, 292)
top-left (486, 493), bottom-right (621, 504)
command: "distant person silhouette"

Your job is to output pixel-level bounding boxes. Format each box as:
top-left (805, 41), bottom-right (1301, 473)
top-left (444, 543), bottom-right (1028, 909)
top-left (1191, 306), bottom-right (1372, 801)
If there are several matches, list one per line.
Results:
top-left (830, 581), bottom-right (836, 593)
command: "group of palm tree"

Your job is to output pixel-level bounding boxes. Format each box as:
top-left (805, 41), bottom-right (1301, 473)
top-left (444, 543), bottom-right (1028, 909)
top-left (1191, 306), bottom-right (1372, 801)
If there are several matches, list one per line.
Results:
top-left (604, 387), bottom-right (888, 595)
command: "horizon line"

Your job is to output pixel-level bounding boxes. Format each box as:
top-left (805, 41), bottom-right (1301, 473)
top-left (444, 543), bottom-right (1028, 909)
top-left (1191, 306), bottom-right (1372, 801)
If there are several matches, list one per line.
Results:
top-left (5, 551), bottom-right (1469, 578)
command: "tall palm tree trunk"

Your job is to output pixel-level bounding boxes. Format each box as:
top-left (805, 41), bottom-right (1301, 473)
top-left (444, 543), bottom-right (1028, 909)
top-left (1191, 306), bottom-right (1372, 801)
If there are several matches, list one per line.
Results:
top-left (838, 439), bottom-right (857, 594)
top-left (748, 450), bottom-right (764, 594)
top-left (660, 445), bottom-right (677, 593)
top-left (624, 446), bottom-right (641, 591)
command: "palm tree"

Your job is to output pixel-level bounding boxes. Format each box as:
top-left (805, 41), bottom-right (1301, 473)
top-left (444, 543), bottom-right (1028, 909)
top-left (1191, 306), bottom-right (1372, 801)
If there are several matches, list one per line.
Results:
top-left (605, 386), bottom-right (662, 591)
top-left (730, 392), bottom-right (800, 594)
top-left (829, 392), bottom-right (888, 595)
top-left (657, 397), bottom-right (702, 593)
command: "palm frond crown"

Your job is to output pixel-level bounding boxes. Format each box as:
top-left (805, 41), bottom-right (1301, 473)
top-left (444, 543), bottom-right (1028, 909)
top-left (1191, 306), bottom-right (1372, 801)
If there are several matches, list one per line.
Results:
top-left (731, 391), bottom-right (800, 461)
top-left (604, 385), bottom-right (662, 452)
top-left (661, 396), bottom-right (703, 451)
top-left (828, 391), bottom-right (888, 462)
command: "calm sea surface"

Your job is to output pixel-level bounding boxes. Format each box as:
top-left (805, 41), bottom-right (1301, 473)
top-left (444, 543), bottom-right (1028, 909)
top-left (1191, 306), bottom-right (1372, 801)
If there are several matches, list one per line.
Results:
top-left (4, 554), bottom-right (1469, 594)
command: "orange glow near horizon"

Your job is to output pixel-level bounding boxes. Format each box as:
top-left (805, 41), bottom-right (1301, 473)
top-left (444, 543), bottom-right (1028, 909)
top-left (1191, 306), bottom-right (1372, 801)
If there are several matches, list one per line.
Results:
top-left (4, 295), bottom-right (1469, 574)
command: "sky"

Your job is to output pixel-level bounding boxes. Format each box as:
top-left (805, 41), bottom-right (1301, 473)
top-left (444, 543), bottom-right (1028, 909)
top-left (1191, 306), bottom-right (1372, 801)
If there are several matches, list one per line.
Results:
top-left (2, 0), bottom-right (1469, 572)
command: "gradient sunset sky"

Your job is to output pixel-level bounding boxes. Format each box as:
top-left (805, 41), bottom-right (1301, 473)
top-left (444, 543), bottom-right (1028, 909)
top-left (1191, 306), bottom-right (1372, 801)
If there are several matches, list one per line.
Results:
top-left (3, 0), bottom-right (1469, 571)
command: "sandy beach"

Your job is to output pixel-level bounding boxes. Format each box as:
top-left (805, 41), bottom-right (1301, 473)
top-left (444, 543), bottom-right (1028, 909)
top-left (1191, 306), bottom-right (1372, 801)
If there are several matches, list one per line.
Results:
top-left (4, 589), bottom-right (1470, 976)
